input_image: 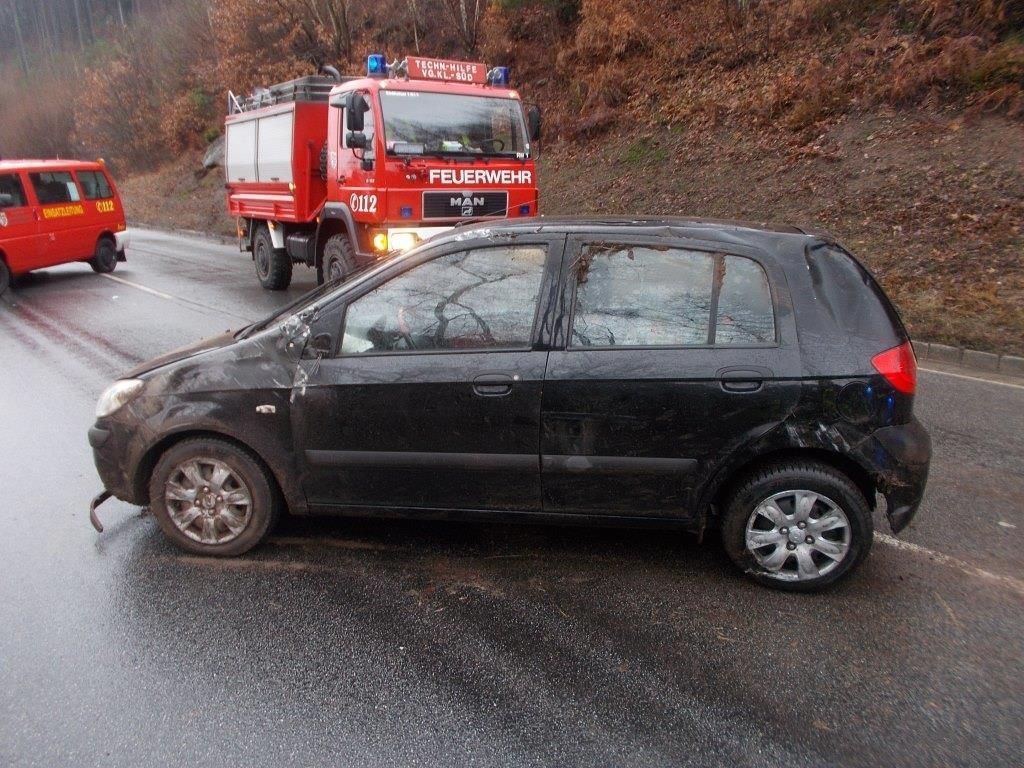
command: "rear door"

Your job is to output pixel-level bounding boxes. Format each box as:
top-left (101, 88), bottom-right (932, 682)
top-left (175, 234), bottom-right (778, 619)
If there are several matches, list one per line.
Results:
top-left (291, 235), bottom-right (563, 514)
top-left (540, 235), bottom-right (801, 519)
top-left (0, 172), bottom-right (41, 272)
top-left (28, 170), bottom-right (89, 265)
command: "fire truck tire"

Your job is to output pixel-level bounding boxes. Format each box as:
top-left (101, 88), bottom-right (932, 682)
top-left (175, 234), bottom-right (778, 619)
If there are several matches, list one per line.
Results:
top-left (89, 237), bottom-right (118, 274)
top-left (253, 225), bottom-right (292, 290)
top-left (322, 234), bottom-right (357, 284)
top-left (0, 258), bottom-right (10, 295)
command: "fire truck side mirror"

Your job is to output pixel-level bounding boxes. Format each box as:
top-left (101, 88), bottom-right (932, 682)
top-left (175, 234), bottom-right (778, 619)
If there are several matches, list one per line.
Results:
top-left (527, 105), bottom-right (542, 142)
top-left (345, 92), bottom-right (367, 133)
top-left (347, 132), bottom-right (368, 150)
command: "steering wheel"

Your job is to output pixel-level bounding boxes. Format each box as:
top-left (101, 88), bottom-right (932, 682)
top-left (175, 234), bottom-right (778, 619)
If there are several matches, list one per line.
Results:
top-left (478, 138), bottom-right (505, 152)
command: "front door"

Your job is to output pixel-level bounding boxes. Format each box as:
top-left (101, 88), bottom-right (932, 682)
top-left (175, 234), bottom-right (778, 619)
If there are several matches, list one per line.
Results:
top-left (292, 237), bottom-right (562, 514)
top-left (0, 172), bottom-right (41, 272)
top-left (541, 236), bottom-right (799, 519)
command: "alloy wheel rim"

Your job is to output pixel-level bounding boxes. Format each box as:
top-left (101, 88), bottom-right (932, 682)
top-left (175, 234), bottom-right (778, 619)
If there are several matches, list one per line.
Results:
top-left (744, 489), bottom-right (851, 581)
top-left (164, 457), bottom-right (253, 545)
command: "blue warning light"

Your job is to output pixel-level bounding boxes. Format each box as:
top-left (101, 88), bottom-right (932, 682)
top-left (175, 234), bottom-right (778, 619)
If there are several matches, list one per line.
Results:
top-left (488, 66), bottom-right (510, 87)
top-left (367, 54), bottom-right (387, 77)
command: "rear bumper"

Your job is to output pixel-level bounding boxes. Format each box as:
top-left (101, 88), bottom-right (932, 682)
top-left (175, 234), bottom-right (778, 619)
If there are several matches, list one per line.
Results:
top-left (870, 419), bottom-right (931, 533)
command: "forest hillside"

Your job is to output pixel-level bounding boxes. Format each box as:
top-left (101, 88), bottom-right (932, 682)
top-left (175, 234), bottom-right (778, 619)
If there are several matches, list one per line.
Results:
top-left (1, 0), bottom-right (1022, 352)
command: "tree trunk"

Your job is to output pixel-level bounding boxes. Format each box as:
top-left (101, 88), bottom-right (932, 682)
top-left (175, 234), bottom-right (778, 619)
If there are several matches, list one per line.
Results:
top-left (72, 0), bottom-right (87, 51)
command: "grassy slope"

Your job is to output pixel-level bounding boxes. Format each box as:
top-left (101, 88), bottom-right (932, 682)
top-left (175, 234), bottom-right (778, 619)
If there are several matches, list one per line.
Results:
top-left (119, 107), bottom-right (1023, 354)
top-left (538, 110), bottom-right (1023, 354)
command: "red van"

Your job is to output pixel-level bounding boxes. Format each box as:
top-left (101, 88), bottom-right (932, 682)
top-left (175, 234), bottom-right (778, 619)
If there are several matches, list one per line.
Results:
top-left (0, 159), bottom-right (130, 293)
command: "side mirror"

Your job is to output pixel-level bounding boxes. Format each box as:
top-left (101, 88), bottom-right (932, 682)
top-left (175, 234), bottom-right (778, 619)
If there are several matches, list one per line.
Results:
top-left (347, 132), bottom-right (368, 150)
top-left (311, 332), bottom-right (334, 355)
top-left (527, 104), bottom-right (542, 142)
top-left (345, 92), bottom-right (366, 133)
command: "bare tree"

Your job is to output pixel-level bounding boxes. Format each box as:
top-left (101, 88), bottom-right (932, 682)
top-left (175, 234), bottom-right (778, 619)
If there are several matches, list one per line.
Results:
top-left (442, 0), bottom-right (485, 55)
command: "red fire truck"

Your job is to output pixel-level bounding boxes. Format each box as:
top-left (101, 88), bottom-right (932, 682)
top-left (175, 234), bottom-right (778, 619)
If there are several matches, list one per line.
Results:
top-left (224, 54), bottom-right (541, 290)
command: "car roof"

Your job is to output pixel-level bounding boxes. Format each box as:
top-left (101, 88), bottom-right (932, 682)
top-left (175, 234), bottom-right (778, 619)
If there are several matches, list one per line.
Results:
top-left (0, 159), bottom-right (106, 172)
top-left (432, 215), bottom-right (820, 253)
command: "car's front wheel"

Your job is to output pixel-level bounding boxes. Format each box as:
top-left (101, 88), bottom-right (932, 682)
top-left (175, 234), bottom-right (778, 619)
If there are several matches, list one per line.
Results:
top-left (721, 461), bottom-right (873, 591)
top-left (149, 438), bottom-right (279, 556)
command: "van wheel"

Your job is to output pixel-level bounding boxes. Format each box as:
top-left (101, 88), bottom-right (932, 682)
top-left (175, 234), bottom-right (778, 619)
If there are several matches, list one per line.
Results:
top-left (322, 234), bottom-right (356, 284)
top-left (0, 260), bottom-right (10, 294)
top-left (89, 237), bottom-right (118, 273)
top-left (149, 438), bottom-right (279, 556)
top-left (253, 225), bottom-right (292, 290)
top-left (721, 461), bottom-right (873, 592)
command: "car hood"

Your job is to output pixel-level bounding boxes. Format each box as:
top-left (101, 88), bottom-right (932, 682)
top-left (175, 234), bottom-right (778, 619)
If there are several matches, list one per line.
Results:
top-left (124, 330), bottom-right (238, 378)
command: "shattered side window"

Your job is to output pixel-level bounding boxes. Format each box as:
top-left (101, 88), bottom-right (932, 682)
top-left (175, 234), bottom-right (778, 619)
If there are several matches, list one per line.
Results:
top-left (340, 245), bottom-right (546, 354)
top-left (571, 245), bottom-right (715, 347)
top-left (714, 255), bottom-right (775, 344)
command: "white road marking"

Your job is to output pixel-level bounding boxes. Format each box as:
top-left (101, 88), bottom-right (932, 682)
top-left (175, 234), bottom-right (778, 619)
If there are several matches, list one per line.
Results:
top-left (919, 366), bottom-right (1024, 391)
top-left (100, 273), bottom-right (175, 300)
top-left (100, 273), bottom-right (254, 323)
top-left (874, 532), bottom-right (1024, 596)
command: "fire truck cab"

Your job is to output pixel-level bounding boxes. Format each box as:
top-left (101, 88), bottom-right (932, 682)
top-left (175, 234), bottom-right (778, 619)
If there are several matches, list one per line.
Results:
top-left (225, 55), bottom-right (541, 290)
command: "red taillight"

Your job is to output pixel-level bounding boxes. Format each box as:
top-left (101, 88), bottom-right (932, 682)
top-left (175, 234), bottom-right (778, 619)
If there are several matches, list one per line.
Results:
top-left (871, 341), bottom-right (917, 394)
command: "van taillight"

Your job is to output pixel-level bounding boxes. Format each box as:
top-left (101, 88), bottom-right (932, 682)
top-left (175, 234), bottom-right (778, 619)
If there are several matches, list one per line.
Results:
top-left (871, 342), bottom-right (917, 394)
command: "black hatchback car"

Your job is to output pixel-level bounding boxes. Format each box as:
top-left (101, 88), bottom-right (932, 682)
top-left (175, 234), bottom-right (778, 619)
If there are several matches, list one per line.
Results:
top-left (89, 218), bottom-right (930, 591)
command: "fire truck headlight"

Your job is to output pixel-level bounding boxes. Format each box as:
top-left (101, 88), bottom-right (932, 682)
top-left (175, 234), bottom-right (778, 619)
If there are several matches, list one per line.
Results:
top-left (372, 232), bottom-right (389, 252)
top-left (389, 232), bottom-right (419, 252)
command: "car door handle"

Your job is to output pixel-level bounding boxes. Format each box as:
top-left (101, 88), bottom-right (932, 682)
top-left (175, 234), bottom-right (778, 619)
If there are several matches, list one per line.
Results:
top-left (473, 374), bottom-right (514, 397)
top-left (721, 378), bottom-right (763, 393)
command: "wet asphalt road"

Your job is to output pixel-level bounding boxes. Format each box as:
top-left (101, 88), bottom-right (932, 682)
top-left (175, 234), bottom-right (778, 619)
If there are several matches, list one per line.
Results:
top-left (1, 229), bottom-right (1022, 767)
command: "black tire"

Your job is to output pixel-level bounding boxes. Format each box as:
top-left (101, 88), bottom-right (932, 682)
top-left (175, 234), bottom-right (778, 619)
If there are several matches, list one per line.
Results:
top-left (253, 225), bottom-right (292, 290)
top-left (0, 259), bottom-right (10, 295)
top-left (89, 237), bottom-right (117, 274)
top-left (322, 233), bottom-right (357, 285)
top-left (720, 461), bottom-right (873, 592)
top-left (148, 438), bottom-right (280, 557)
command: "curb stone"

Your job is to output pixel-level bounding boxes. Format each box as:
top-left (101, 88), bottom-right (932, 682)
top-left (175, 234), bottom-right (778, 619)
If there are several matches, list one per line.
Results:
top-left (916, 340), bottom-right (1024, 380)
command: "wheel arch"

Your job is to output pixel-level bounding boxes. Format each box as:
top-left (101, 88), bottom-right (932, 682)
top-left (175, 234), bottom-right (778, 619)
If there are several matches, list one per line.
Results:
top-left (315, 203), bottom-right (359, 270)
top-left (702, 448), bottom-right (877, 525)
top-left (133, 428), bottom-right (291, 513)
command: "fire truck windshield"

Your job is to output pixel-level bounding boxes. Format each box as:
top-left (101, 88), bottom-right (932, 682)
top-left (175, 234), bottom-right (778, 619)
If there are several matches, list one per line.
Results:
top-left (380, 91), bottom-right (529, 158)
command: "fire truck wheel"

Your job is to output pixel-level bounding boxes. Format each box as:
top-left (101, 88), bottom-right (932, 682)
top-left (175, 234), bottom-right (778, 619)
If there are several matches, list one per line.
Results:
top-left (323, 234), bottom-right (357, 284)
top-left (253, 225), bottom-right (292, 290)
top-left (0, 259), bottom-right (10, 295)
top-left (89, 237), bottom-right (118, 274)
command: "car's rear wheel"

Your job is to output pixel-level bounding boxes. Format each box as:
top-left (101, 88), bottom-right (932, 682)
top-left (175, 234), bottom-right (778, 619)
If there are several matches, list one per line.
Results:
top-left (721, 461), bottom-right (873, 591)
top-left (89, 237), bottom-right (117, 273)
top-left (253, 225), bottom-right (292, 290)
top-left (322, 234), bottom-right (357, 285)
top-left (149, 438), bottom-right (279, 556)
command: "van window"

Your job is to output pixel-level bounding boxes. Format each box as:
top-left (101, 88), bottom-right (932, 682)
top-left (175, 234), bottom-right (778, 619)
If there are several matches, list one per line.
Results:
top-left (0, 174), bottom-right (27, 208)
top-left (570, 245), bottom-right (775, 347)
top-left (77, 171), bottom-right (113, 200)
top-left (30, 172), bottom-right (81, 204)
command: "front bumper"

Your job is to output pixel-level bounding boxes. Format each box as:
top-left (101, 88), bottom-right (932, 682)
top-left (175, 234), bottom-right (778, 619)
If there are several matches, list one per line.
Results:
top-left (870, 418), bottom-right (931, 533)
top-left (114, 228), bottom-right (131, 257)
top-left (89, 419), bottom-right (141, 505)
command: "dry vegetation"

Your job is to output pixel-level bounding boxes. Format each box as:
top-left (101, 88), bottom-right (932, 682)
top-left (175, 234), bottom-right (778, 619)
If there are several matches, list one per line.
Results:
top-left (3, 0), bottom-right (1023, 351)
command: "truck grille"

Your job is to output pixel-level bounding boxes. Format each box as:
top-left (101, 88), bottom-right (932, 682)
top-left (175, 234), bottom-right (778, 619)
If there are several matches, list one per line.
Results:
top-left (422, 191), bottom-right (508, 219)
